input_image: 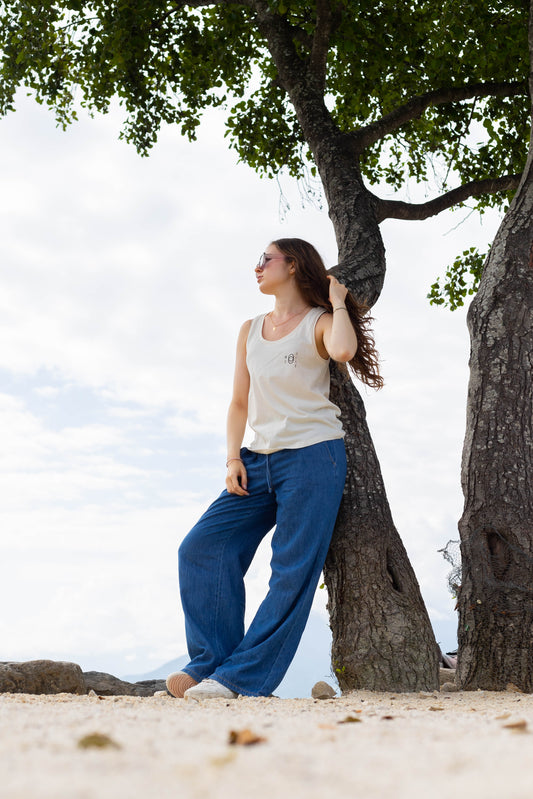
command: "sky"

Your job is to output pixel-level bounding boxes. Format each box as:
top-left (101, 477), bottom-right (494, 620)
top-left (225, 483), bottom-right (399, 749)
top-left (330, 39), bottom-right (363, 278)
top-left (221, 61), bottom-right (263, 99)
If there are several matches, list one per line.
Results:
top-left (0, 90), bottom-right (503, 685)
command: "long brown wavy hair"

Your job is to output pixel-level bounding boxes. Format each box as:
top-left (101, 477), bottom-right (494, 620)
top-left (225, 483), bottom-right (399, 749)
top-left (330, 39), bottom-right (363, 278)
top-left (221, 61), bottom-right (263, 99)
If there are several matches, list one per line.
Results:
top-left (273, 238), bottom-right (383, 390)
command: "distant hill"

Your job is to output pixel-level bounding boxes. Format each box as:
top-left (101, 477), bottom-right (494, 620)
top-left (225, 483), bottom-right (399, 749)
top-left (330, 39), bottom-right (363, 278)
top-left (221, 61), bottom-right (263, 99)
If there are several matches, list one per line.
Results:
top-left (123, 653), bottom-right (189, 684)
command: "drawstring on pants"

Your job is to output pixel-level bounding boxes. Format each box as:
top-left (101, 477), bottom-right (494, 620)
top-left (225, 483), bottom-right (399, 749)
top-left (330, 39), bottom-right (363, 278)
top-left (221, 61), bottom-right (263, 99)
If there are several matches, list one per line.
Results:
top-left (265, 454), bottom-right (273, 493)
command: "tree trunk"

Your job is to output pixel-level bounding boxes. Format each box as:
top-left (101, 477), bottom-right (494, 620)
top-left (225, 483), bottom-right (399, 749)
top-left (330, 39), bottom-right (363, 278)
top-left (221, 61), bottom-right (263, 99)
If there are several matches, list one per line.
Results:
top-left (325, 364), bottom-right (440, 691)
top-left (320, 143), bottom-right (439, 692)
top-left (457, 7), bottom-right (533, 688)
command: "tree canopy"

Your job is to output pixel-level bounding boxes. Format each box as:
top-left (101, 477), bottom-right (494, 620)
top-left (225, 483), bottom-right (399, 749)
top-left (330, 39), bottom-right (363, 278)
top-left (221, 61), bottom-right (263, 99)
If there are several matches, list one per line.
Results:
top-left (1, 2), bottom-right (529, 202)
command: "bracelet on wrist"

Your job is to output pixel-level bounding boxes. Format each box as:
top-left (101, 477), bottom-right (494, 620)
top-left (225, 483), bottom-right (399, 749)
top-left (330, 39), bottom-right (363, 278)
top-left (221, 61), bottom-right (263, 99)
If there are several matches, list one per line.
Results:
top-left (333, 306), bottom-right (348, 312)
top-left (226, 457), bottom-right (244, 468)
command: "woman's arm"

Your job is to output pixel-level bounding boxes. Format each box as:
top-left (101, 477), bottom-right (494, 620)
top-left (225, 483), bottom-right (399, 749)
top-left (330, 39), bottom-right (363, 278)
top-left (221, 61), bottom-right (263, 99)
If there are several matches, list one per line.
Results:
top-left (225, 320), bottom-right (251, 496)
top-left (317, 276), bottom-right (358, 362)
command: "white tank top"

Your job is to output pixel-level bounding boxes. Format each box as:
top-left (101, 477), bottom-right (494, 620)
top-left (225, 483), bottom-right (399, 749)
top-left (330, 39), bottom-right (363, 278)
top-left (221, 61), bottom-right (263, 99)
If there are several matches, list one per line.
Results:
top-left (246, 306), bottom-right (344, 454)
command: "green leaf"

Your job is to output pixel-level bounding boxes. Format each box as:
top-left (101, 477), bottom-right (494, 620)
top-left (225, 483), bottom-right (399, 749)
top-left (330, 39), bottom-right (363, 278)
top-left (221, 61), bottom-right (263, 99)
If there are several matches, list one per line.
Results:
top-left (428, 246), bottom-right (488, 310)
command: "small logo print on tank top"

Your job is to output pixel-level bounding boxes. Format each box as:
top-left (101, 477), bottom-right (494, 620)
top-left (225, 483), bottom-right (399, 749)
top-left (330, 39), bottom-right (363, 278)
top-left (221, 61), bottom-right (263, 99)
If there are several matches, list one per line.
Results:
top-left (284, 352), bottom-right (298, 368)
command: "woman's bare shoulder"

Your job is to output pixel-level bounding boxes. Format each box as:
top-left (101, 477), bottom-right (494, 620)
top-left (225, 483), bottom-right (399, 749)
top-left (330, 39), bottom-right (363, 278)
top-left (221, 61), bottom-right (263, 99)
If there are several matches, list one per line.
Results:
top-left (236, 319), bottom-right (253, 348)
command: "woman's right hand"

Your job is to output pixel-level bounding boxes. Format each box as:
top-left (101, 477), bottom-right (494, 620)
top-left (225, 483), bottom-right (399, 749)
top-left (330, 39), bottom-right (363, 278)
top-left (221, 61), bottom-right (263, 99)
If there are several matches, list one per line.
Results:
top-left (226, 459), bottom-right (249, 496)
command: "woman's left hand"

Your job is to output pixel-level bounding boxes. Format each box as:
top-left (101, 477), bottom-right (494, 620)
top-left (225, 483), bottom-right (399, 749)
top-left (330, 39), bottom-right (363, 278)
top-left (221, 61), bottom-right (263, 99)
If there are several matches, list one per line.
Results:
top-left (320, 275), bottom-right (358, 362)
top-left (327, 275), bottom-right (348, 308)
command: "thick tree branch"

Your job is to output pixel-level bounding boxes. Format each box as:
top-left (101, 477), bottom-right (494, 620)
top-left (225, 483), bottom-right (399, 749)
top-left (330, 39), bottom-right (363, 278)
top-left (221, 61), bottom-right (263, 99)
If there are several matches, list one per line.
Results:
top-left (352, 81), bottom-right (528, 150)
top-left (251, 0), bottom-right (339, 150)
top-left (309, 0), bottom-right (332, 94)
top-left (376, 173), bottom-right (522, 222)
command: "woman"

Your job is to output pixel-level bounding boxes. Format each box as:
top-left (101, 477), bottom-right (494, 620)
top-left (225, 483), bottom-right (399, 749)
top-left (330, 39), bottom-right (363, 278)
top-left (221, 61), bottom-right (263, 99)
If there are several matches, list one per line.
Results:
top-left (167, 238), bottom-right (382, 700)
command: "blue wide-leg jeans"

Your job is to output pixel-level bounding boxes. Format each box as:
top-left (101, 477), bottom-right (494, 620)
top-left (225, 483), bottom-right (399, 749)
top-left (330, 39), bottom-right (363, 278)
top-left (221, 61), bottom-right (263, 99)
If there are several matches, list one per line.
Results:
top-left (178, 438), bottom-right (347, 697)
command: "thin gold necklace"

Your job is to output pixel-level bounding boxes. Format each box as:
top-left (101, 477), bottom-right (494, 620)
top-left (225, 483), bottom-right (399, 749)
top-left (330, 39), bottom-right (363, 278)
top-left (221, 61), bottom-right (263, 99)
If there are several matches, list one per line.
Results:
top-left (267, 307), bottom-right (309, 331)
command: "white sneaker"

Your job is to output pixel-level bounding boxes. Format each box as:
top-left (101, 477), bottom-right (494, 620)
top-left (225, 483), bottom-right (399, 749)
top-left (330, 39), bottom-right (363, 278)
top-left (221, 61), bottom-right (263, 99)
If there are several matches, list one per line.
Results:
top-left (184, 678), bottom-right (238, 701)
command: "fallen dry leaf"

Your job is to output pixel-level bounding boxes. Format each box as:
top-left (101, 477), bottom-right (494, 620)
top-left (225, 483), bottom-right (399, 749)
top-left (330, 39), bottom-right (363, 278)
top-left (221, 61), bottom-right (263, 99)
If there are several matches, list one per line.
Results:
top-left (381, 715), bottom-right (395, 720)
top-left (502, 719), bottom-right (528, 732)
top-left (505, 683), bottom-right (524, 693)
top-left (77, 733), bottom-right (121, 750)
top-left (428, 706), bottom-right (444, 712)
top-left (338, 715), bottom-right (362, 724)
top-left (228, 729), bottom-right (266, 746)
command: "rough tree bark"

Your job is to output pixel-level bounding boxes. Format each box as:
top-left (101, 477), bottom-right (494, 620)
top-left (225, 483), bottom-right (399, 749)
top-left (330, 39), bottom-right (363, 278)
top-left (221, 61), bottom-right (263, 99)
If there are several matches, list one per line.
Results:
top-left (456, 0), bottom-right (533, 691)
top-left (325, 364), bottom-right (440, 690)
top-left (254, 0), bottom-right (439, 691)
top-left (321, 143), bottom-right (439, 691)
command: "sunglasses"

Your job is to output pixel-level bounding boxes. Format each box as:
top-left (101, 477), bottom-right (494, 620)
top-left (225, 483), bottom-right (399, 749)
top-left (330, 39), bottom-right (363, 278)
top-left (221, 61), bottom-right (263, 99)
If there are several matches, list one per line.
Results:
top-left (257, 253), bottom-right (286, 268)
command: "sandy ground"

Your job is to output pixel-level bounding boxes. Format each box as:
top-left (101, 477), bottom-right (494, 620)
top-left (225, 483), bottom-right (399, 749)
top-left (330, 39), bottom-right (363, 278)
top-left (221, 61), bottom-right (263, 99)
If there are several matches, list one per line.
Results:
top-left (2, 689), bottom-right (533, 799)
